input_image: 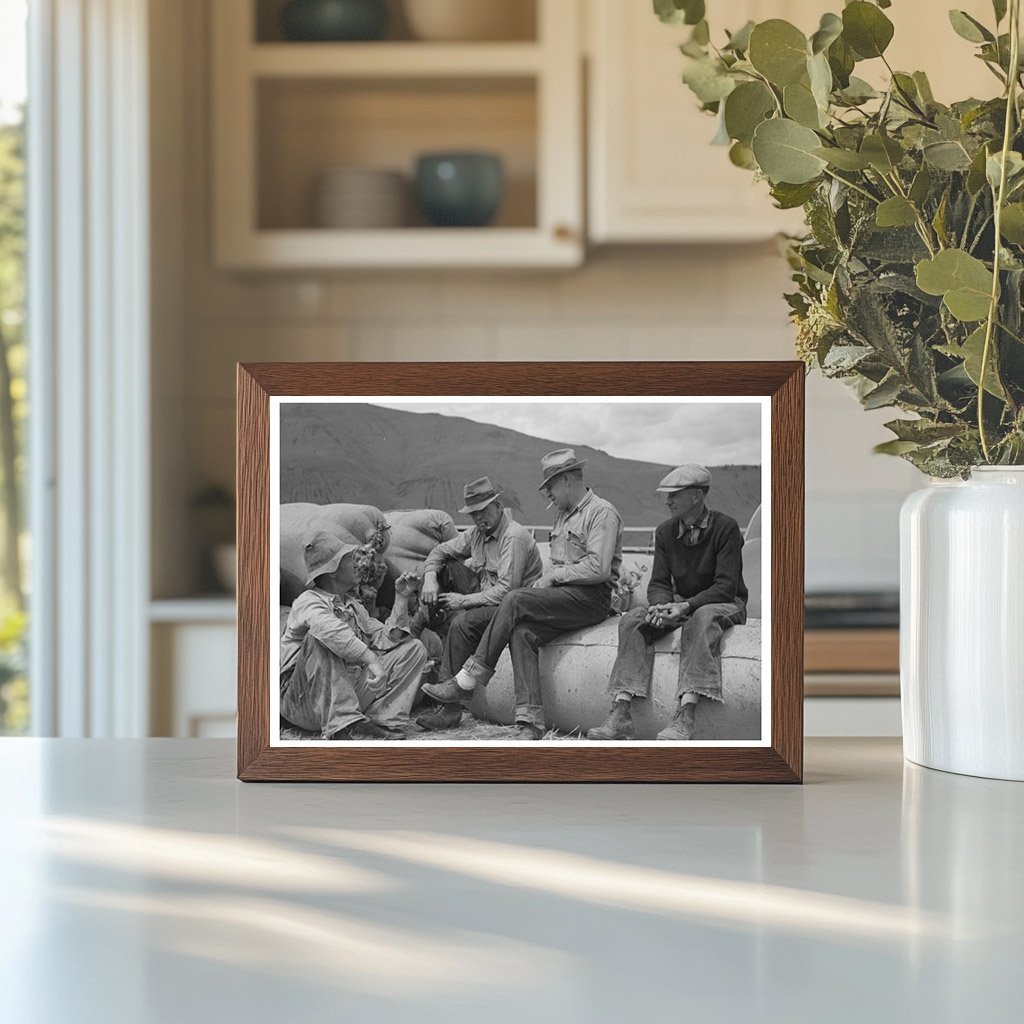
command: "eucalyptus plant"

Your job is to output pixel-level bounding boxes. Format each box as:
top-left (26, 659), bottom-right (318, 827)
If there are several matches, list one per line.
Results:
top-left (657, 0), bottom-right (1024, 475)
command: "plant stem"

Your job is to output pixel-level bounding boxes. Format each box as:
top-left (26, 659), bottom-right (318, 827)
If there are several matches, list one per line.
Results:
top-left (978, 0), bottom-right (1021, 462)
top-left (822, 167), bottom-right (880, 204)
top-left (883, 170), bottom-right (939, 255)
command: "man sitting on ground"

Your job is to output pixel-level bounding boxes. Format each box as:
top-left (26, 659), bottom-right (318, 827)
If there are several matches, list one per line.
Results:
top-left (280, 531), bottom-right (427, 740)
top-left (588, 464), bottom-right (747, 742)
top-left (416, 476), bottom-right (543, 731)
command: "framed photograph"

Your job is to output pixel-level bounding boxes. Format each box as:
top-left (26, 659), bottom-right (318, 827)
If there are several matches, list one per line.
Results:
top-left (237, 361), bottom-right (803, 782)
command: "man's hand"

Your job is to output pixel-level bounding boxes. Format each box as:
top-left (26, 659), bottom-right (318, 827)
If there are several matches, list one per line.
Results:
top-left (394, 572), bottom-right (421, 599)
top-left (439, 592), bottom-right (470, 612)
top-left (532, 574), bottom-right (557, 589)
top-left (646, 602), bottom-right (690, 628)
top-left (362, 657), bottom-right (386, 696)
top-left (420, 575), bottom-right (440, 607)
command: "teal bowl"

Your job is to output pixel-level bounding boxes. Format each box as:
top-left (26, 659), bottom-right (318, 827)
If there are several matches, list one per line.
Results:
top-left (415, 153), bottom-right (505, 228)
top-left (281, 0), bottom-right (388, 42)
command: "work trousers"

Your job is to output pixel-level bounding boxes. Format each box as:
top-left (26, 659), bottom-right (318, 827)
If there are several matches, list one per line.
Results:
top-left (435, 561), bottom-right (496, 681)
top-left (607, 599), bottom-right (746, 703)
top-left (462, 583), bottom-right (612, 729)
top-left (281, 634), bottom-right (427, 737)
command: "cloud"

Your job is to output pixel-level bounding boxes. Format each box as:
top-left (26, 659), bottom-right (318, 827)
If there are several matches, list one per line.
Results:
top-left (373, 400), bottom-right (762, 466)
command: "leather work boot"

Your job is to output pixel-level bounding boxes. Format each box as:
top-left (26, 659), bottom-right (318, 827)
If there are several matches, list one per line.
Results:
top-left (657, 702), bottom-right (697, 741)
top-left (327, 720), bottom-right (390, 741)
top-left (514, 722), bottom-right (544, 740)
top-left (421, 677), bottom-right (473, 706)
top-left (415, 703), bottom-right (464, 732)
top-left (587, 700), bottom-right (634, 740)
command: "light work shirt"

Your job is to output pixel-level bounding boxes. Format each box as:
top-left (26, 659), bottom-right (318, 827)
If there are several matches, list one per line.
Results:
top-left (548, 488), bottom-right (623, 587)
top-left (280, 588), bottom-right (411, 678)
top-left (423, 508), bottom-right (543, 607)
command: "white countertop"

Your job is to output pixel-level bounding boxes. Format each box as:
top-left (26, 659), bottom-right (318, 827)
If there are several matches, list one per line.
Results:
top-left (1, 738), bottom-right (1020, 1023)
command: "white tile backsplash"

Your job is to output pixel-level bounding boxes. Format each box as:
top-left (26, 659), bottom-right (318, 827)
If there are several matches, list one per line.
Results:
top-left (181, 247), bottom-right (919, 593)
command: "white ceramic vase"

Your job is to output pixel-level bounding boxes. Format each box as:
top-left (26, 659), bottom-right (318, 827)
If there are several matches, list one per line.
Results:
top-left (900, 467), bottom-right (1024, 780)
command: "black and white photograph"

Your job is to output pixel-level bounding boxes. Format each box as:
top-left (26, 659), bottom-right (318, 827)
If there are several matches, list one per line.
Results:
top-left (270, 396), bottom-right (770, 746)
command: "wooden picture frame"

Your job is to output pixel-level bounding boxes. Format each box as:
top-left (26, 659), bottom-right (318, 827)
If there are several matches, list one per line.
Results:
top-left (237, 362), bottom-right (804, 782)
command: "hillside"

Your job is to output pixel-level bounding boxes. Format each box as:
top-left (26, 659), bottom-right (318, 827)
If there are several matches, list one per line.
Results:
top-left (279, 403), bottom-right (761, 529)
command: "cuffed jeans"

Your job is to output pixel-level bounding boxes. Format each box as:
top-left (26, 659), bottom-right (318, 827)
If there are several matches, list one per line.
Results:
top-left (281, 634), bottom-right (427, 737)
top-left (462, 583), bottom-right (612, 729)
top-left (607, 599), bottom-right (747, 703)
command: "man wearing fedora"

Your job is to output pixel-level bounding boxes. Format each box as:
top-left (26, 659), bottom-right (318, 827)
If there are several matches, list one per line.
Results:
top-left (422, 449), bottom-right (623, 739)
top-left (588, 464), bottom-right (747, 742)
top-left (280, 531), bottom-right (428, 741)
top-left (416, 476), bottom-right (544, 731)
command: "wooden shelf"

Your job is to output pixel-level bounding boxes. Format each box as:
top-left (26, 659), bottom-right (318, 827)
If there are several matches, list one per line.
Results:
top-left (249, 42), bottom-right (544, 78)
top-left (805, 629), bottom-right (900, 675)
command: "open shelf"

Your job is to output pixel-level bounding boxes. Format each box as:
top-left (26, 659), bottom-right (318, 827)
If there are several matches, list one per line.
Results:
top-left (213, 0), bottom-right (582, 268)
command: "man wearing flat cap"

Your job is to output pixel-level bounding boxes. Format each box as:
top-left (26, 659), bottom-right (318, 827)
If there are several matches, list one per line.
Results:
top-left (588, 464), bottom-right (747, 741)
top-left (422, 449), bottom-right (623, 739)
top-left (279, 531), bottom-right (428, 740)
top-left (415, 476), bottom-right (543, 731)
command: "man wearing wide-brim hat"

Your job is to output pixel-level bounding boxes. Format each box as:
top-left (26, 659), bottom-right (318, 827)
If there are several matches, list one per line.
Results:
top-left (588, 464), bottom-right (748, 742)
top-left (279, 531), bottom-right (428, 740)
top-left (415, 476), bottom-right (544, 732)
top-left (422, 449), bottom-right (623, 739)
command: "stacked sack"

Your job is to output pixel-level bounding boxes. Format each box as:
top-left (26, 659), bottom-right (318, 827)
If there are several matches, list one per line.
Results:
top-left (279, 502), bottom-right (390, 607)
top-left (382, 508), bottom-right (458, 577)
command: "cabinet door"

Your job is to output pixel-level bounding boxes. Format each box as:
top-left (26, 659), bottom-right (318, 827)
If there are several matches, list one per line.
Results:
top-left (587, 0), bottom-right (807, 242)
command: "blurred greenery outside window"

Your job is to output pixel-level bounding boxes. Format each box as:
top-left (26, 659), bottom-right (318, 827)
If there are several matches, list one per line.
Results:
top-left (0, 0), bottom-right (28, 734)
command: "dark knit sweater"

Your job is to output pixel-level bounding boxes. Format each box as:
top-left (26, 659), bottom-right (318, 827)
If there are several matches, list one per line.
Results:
top-left (647, 510), bottom-right (747, 610)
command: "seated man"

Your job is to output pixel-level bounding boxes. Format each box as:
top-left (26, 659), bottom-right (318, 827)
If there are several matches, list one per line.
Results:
top-left (416, 476), bottom-right (543, 731)
top-left (423, 449), bottom-right (623, 740)
top-left (589, 465), bottom-right (747, 742)
top-left (280, 531), bottom-right (427, 741)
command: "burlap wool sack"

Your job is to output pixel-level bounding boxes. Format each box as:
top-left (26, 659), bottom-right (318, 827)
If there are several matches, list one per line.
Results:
top-left (382, 508), bottom-right (458, 577)
top-left (279, 502), bottom-right (390, 605)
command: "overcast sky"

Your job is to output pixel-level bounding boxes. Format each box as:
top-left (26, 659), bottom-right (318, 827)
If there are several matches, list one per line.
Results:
top-left (372, 400), bottom-right (762, 466)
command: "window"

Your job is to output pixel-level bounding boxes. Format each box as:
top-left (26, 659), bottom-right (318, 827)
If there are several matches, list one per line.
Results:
top-left (0, 0), bottom-right (28, 734)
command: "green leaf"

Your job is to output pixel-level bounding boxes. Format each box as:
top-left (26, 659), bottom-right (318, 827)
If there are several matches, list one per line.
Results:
top-left (884, 418), bottom-right (963, 443)
top-left (986, 150), bottom-right (1024, 191)
top-left (860, 133), bottom-right (904, 173)
top-left (874, 439), bottom-right (922, 455)
top-left (723, 20), bottom-right (755, 53)
top-left (810, 12), bottom-right (843, 54)
top-left (939, 325), bottom-right (1005, 398)
top-left (682, 57), bottom-right (736, 104)
top-left (692, 19), bottom-right (710, 45)
top-left (967, 144), bottom-right (991, 194)
top-left (876, 197), bottom-right (918, 228)
top-left (751, 118), bottom-right (828, 184)
top-left (948, 10), bottom-right (994, 44)
top-left (653, 0), bottom-right (705, 25)
top-left (723, 81), bottom-right (776, 144)
top-left (729, 140), bottom-right (757, 169)
top-left (813, 146), bottom-right (872, 170)
top-left (827, 36), bottom-right (855, 89)
top-left (784, 80), bottom-right (824, 129)
top-left (915, 249), bottom-right (994, 322)
top-left (748, 20), bottom-right (809, 87)
top-left (993, 0), bottom-right (1008, 24)
top-left (932, 190), bottom-right (950, 246)
top-left (770, 180), bottom-right (820, 209)
top-left (912, 71), bottom-right (935, 104)
top-left (807, 51), bottom-right (833, 109)
top-left (837, 76), bottom-right (879, 104)
top-left (862, 374), bottom-right (903, 409)
top-left (922, 140), bottom-right (973, 171)
top-left (1000, 203), bottom-right (1024, 245)
top-left (842, 1), bottom-right (895, 59)
top-left (909, 164), bottom-right (933, 205)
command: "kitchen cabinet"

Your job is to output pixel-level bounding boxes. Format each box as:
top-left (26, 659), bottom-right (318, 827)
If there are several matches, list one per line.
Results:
top-left (586, 0), bottom-right (999, 244)
top-left (211, 0), bottom-right (583, 269)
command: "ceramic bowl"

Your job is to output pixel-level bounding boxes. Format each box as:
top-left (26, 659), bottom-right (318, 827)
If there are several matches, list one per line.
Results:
top-left (403, 0), bottom-right (534, 42)
top-left (281, 0), bottom-right (388, 42)
top-left (415, 152), bottom-right (504, 227)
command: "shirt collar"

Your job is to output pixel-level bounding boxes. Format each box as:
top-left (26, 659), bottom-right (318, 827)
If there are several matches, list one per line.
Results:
top-left (566, 488), bottom-right (595, 518)
top-left (677, 507), bottom-right (711, 538)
